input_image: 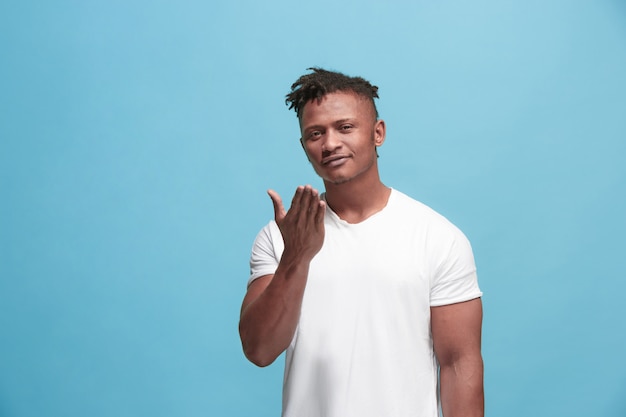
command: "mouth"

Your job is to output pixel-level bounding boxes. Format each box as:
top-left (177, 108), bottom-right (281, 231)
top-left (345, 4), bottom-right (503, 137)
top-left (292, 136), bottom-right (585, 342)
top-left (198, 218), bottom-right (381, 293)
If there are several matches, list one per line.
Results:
top-left (321, 155), bottom-right (349, 167)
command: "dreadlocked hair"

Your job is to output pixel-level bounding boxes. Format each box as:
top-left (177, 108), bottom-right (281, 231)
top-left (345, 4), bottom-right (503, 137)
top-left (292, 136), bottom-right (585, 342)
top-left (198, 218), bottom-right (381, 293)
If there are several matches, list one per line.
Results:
top-left (285, 67), bottom-right (379, 118)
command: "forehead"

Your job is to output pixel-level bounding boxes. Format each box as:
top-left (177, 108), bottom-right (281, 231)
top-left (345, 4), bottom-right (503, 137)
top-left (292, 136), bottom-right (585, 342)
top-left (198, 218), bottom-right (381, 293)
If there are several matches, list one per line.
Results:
top-left (300, 91), bottom-right (374, 125)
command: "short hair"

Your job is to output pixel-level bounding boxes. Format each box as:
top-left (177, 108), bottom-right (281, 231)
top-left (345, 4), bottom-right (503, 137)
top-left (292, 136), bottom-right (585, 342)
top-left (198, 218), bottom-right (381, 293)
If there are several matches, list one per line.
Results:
top-left (285, 67), bottom-right (379, 118)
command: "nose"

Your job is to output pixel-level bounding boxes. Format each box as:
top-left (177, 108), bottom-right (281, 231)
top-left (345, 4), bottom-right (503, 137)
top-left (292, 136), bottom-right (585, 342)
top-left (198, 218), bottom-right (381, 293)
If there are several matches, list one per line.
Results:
top-left (322, 129), bottom-right (342, 153)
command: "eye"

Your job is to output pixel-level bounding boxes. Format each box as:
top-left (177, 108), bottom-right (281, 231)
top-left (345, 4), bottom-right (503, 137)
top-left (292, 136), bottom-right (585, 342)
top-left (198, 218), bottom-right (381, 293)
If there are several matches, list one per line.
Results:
top-left (307, 130), bottom-right (322, 140)
top-left (340, 124), bottom-right (353, 132)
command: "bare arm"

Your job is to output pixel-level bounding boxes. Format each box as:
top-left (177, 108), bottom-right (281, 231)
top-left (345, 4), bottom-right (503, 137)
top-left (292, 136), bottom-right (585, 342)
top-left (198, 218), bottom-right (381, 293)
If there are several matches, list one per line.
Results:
top-left (431, 298), bottom-right (484, 417)
top-left (239, 185), bottom-right (325, 367)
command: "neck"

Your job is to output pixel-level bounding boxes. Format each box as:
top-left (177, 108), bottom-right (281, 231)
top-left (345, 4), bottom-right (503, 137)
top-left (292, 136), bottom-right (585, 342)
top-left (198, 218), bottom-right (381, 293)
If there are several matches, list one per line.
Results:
top-left (323, 170), bottom-right (391, 224)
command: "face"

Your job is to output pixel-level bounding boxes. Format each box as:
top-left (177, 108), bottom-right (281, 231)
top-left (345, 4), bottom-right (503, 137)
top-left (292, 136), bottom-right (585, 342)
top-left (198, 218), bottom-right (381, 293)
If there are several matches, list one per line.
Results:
top-left (299, 91), bottom-right (385, 185)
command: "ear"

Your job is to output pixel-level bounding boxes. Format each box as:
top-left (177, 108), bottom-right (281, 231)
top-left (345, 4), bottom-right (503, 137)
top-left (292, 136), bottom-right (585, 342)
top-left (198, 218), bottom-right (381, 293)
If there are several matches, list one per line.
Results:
top-left (374, 119), bottom-right (386, 147)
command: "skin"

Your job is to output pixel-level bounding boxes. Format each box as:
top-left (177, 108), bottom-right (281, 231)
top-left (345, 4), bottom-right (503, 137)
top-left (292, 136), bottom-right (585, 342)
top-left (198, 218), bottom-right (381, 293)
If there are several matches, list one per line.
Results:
top-left (433, 298), bottom-right (484, 417)
top-left (239, 91), bottom-right (484, 416)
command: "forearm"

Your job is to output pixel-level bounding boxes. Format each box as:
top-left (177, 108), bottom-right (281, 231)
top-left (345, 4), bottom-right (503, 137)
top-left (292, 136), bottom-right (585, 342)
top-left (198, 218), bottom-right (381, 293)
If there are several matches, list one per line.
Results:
top-left (440, 355), bottom-right (484, 417)
top-left (239, 255), bottom-right (310, 367)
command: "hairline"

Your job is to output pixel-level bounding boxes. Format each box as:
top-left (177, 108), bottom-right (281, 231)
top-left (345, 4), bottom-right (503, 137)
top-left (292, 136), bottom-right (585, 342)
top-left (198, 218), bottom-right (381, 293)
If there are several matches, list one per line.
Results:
top-left (297, 89), bottom-right (379, 123)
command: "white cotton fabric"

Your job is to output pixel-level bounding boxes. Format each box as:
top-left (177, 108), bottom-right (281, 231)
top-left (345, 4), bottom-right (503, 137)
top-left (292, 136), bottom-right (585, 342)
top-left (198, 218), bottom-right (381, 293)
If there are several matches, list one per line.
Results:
top-left (249, 189), bottom-right (482, 417)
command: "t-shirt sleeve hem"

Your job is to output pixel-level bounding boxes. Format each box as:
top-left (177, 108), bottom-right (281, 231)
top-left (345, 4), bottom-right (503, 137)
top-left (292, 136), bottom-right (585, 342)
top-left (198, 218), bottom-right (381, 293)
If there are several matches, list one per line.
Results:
top-left (247, 269), bottom-right (276, 287)
top-left (430, 291), bottom-right (483, 307)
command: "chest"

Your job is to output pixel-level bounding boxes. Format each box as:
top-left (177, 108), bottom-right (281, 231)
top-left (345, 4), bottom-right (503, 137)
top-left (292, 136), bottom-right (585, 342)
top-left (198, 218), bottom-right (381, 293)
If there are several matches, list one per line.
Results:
top-left (299, 224), bottom-right (434, 332)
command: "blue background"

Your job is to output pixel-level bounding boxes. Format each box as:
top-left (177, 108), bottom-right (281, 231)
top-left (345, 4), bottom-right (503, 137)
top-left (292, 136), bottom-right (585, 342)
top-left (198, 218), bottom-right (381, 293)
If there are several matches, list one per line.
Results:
top-left (1, 1), bottom-right (625, 416)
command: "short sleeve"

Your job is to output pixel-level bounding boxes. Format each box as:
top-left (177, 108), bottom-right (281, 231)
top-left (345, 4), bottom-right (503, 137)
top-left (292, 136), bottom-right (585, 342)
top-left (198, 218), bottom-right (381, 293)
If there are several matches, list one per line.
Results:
top-left (430, 225), bottom-right (482, 307)
top-left (248, 221), bottom-right (284, 287)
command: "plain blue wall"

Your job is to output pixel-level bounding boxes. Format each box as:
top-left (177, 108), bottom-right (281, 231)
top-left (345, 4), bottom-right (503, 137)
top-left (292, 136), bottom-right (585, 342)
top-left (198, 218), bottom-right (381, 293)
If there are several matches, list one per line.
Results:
top-left (1, 1), bottom-right (625, 416)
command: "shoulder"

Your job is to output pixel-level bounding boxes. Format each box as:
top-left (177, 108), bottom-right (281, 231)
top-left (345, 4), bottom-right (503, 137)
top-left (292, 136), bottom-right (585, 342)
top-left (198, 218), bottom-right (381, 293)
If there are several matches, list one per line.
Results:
top-left (249, 221), bottom-right (284, 283)
top-left (390, 189), bottom-right (465, 236)
top-left (391, 189), bottom-right (437, 214)
top-left (251, 220), bottom-right (283, 257)
top-left (388, 189), bottom-right (475, 268)
top-left (254, 220), bottom-right (281, 242)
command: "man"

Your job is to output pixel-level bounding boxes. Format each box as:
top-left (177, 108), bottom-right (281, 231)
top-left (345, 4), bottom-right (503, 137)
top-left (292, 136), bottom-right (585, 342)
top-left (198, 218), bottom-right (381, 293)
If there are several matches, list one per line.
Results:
top-left (239, 68), bottom-right (484, 417)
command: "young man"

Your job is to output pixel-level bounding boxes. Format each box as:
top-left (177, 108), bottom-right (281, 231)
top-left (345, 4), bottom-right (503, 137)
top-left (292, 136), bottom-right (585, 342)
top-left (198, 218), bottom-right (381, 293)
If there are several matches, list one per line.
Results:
top-left (239, 68), bottom-right (484, 417)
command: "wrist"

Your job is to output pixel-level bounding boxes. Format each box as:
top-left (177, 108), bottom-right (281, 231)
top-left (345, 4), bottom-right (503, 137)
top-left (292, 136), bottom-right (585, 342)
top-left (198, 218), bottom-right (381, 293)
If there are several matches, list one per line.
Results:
top-left (276, 250), bottom-right (313, 278)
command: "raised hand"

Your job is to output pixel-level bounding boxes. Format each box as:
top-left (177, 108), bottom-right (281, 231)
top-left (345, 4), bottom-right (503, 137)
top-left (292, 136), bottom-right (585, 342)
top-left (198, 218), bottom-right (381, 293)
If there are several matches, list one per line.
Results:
top-left (267, 185), bottom-right (326, 262)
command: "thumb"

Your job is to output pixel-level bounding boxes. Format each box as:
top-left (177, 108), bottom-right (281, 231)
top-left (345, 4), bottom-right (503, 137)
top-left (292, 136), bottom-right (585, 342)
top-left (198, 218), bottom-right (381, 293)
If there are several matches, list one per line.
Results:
top-left (267, 189), bottom-right (286, 222)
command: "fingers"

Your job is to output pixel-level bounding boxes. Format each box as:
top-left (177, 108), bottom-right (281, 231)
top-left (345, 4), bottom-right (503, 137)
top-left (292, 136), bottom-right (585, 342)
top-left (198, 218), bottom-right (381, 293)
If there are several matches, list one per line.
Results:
top-left (267, 189), bottom-right (286, 222)
top-left (315, 199), bottom-right (326, 225)
top-left (291, 185), bottom-right (320, 216)
top-left (270, 185), bottom-right (326, 259)
top-left (270, 185), bottom-right (324, 223)
top-left (287, 185), bottom-right (305, 213)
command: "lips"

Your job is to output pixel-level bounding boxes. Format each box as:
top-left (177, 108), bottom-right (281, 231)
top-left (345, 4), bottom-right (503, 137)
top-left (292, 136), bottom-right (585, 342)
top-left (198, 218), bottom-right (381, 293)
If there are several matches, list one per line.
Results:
top-left (322, 155), bottom-right (349, 166)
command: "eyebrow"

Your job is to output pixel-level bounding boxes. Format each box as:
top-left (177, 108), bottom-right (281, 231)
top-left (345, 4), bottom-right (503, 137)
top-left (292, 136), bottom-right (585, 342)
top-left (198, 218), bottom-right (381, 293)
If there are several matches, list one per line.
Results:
top-left (303, 118), bottom-right (355, 131)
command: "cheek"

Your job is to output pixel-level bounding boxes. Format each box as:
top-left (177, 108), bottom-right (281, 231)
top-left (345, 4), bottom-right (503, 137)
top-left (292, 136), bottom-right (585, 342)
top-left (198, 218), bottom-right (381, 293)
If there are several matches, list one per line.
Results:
top-left (302, 143), bottom-right (318, 162)
top-left (304, 142), bottom-right (318, 155)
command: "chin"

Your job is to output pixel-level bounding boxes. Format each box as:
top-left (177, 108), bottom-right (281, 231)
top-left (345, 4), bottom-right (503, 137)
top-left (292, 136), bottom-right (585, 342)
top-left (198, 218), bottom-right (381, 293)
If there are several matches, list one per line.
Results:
top-left (320, 173), bottom-right (355, 185)
top-left (318, 161), bottom-right (376, 186)
top-left (327, 177), bottom-right (351, 185)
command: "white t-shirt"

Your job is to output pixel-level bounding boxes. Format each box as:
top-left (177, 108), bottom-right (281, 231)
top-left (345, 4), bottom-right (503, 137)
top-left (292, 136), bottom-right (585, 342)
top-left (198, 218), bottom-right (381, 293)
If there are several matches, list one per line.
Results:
top-left (249, 189), bottom-right (482, 417)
